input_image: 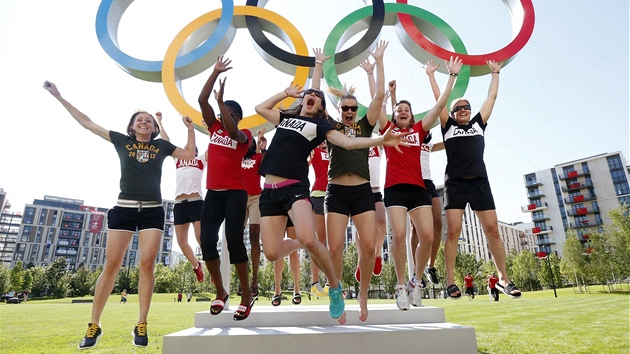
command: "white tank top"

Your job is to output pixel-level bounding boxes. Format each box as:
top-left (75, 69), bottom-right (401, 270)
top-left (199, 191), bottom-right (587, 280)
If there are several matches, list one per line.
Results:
top-left (174, 156), bottom-right (206, 197)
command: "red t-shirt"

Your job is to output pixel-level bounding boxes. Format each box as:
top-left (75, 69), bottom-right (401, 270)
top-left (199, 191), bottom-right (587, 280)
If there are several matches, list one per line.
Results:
top-left (380, 120), bottom-right (427, 189)
top-left (488, 275), bottom-right (499, 289)
top-left (206, 120), bottom-right (251, 190)
top-left (242, 153), bottom-right (263, 195)
top-left (310, 146), bottom-right (330, 192)
top-left (464, 275), bottom-right (474, 288)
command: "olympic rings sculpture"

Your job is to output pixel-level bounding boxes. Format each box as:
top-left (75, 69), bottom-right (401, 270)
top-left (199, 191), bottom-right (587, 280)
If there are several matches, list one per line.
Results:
top-left (95, 0), bottom-right (535, 131)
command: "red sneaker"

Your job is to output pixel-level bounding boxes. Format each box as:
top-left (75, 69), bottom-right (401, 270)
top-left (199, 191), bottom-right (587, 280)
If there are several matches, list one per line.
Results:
top-left (193, 261), bottom-right (205, 283)
top-left (355, 265), bottom-right (360, 283)
top-left (373, 256), bottom-right (383, 276)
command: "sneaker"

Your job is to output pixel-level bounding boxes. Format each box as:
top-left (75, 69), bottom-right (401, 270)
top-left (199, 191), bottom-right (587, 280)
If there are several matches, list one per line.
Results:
top-left (424, 267), bottom-right (439, 285)
top-left (78, 323), bottom-right (102, 349)
top-left (328, 282), bottom-right (345, 319)
top-left (354, 265), bottom-right (361, 283)
top-left (310, 282), bottom-right (328, 297)
top-left (193, 261), bottom-right (205, 283)
top-left (408, 278), bottom-right (424, 307)
top-left (395, 284), bottom-right (410, 310)
top-left (373, 256), bottom-right (383, 276)
top-left (132, 323), bottom-right (148, 347)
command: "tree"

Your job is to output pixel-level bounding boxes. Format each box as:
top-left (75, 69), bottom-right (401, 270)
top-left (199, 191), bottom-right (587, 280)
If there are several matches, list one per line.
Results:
top-left (10, 260), bottom-right (24, 291)
top-left (454, 252), bottom-right (483, 291)
top-left (70, 265), bottom-right (95, 297)
top-left (0, 263), bottom-right (10, 294)
top-left (45, 257), bottom-right (70, 298)
top-left (28, 266), bottom-right (47, 297)
top-left (115, 265), bottom-right (134, 294)
top-left (604, 205), bottom-right (630, 286)
top-left (509, 250), bottom-right (540, 292)
top-left (560, 231), bottom-right (589, 293)
top-left (342, 243), bottom-right (359, 294)
top-left (22, 268), bottom-right (33, 293)
top-left (258, 259), bottom-right (275, 298)
top-left (154, 263), bottom-right (177, 293)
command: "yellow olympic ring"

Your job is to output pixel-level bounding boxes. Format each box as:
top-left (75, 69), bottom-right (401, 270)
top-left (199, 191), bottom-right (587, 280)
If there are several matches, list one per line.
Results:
top-left (162, 6), bottom-right (310, 132)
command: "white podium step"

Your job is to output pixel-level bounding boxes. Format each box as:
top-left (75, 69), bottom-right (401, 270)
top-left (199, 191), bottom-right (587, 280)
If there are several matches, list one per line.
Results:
top-left (163, 303), bottom-right (477, 353)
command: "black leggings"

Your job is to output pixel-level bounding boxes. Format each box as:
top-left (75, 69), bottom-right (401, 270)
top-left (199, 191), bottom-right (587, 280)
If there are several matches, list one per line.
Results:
top-left (200, 189), bottom-right (248, 264)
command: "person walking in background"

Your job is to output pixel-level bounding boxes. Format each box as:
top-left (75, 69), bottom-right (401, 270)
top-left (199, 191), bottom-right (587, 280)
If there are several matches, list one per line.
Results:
top-left (177, 291), bottom-right (183, 303)
top-left (487, 273), bottom-right (499, 301)
top-left (440, 60), bottom-right (522, 300)
top-left (240, 130), bottom-right (268, 299)
top-left (464, 273), bottom-right (475, 301)
top-left (120, 289), bottom-right (128, 304)
top-left (155, 112), bottom-right (206, 284)
top-left (43, 80), bottom-right (196, 349)
top-left (187, 292), bottom-right (193, 302)
top-left (198, 56), bottom-right (255, 321)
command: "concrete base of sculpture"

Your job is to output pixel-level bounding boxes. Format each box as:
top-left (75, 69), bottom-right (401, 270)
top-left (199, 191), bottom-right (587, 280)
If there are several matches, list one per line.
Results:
top-left (163, 303), bottom-right (477, 353)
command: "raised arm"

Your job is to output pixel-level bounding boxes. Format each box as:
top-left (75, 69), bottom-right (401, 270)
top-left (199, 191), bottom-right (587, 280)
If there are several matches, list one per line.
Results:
top-left (170, 116), bottom-right (196, 160)
top-left (255, 83), bottom-right (304, 126)
top-left (311, 48), bottom-right (331, 90)
top-left (366, 40), bottom-right (388, 126)
top-left (424, 56), bottom-right (463, 131)
top-left (359, 58), bottom-right (376, 96)
top-left (479, 60), bottom-right (502, 123)
top-left (155, 112), bottom-right (170, 142)
top-left (424, 60), bottom-right (450, 125)
top-left (43, 81), bottom-right (110, 141)
top-left (198, 56), bottom-right (232, 128)
top-left (326, 125), bottom-right (409, 153)
top-left (214, 77), bottom-right (248, 143)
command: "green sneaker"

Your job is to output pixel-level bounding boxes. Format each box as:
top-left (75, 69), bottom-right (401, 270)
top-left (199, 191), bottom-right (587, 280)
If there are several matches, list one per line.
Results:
top-left (78, 323), bottom-right (102, 349)
top-left (132, 323), bottom-right (148, 347)
top-left (328, 282), bottom-right (345, 319)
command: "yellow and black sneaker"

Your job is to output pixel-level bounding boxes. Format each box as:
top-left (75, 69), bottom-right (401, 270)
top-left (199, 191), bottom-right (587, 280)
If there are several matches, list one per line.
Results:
top-left (78, 323), bottom-right (102, 349)
top-left (132, 323), bottom-right (148, 347)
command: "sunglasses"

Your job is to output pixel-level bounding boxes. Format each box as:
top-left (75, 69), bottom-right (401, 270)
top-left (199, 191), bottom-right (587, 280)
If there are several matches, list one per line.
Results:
top-left (452, 104), bottom-right (471, 113)
top-left (303, 89), bottom-right (324, 99)
top-left (340, 105), bottom-right (358, 112)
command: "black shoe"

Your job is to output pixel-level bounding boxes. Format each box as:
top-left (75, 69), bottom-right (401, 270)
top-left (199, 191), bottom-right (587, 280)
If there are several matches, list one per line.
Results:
top-left (132, 323), bottom-right (148, 347)
top-left (78, 323), bottom-right (102, 349)
top-left (424, 267), bottom-right (439, 285)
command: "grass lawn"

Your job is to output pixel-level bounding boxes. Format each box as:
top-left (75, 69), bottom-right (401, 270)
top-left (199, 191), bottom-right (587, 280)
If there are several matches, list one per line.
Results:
top-left (0, 287), bottom-right (627, 353)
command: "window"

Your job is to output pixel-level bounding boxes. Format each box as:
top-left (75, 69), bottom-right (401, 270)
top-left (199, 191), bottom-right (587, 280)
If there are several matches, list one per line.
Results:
top-left (607, 155), bottom-right (630, 196)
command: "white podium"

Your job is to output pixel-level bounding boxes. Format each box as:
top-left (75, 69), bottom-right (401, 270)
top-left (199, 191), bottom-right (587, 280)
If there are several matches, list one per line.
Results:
top-left (163, 302), bottom-right (477, 353)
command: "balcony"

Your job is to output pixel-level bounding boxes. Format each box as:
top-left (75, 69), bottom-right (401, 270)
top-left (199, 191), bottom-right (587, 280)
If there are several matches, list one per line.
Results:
top-left (521, 202), bottom-right (549, 213)
top-left (559, 169), bottom-right (591, 180)
top-left (525, 178), bottom-right (543, 188)
top-left (566, 205), bottom-right (600, 217)
top-left (531, 226), bottom-right (553, 235)
top-left (537, 238), bottom-right (556, 245)
top-left (569, 219), bottom-right (604, 229)
top-left (531, 213), bottom-right (551, 222)
top-left (520, 240), bottom-right (528, 246)
top-left (561, 180), bottom-right (594, 192)
top-left (527, 191), bottom-right (546, 199)
top-left (564, 194), bottom-right (597, 204)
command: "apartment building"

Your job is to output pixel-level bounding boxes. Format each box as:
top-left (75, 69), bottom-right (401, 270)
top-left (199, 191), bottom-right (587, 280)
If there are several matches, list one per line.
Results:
top-left (0, 189), bottom-right (23, 265)
top-left (522, 151), bottom-right (630, 256)
top-left (9, 195), bottom-right (175, 270)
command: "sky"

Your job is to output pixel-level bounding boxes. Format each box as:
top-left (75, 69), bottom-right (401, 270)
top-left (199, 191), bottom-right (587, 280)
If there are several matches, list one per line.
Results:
top-left (1, 0), bottom-right (628, 253)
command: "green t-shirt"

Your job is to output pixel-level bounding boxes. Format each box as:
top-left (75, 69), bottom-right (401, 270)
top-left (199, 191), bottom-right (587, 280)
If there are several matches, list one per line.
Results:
top-left (110, 131), bottom-right (176, 201)
top-left (326, 115), bottom-right (375, 180)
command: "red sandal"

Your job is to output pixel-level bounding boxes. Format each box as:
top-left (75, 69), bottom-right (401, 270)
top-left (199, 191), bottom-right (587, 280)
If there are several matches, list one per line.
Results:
top-left (210, 294), bottom-right (229, 315)
top-left (233, 298), bottom-right (256, 321)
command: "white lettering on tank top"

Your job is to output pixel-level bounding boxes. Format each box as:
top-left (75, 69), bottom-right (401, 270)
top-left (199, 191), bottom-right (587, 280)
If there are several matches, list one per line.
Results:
top-left (209, 132), bottom-right (238, 149)
top-left (443, 122), bottom-right (484, 141)
top-left (278, 118), bottom-right (318, 141)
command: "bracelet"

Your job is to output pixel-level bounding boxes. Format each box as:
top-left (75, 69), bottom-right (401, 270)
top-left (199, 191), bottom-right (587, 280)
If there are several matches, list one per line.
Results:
top-left (492, 71), bottom-right (500, 74)
top-left (315, 59), bottom-right (323, 64)
top-left (283, 90), bottom-right (289, 97)
top-left (368, 72), bottom-right (374, 75)
top-left (449, 73), bottom-right (458, 76)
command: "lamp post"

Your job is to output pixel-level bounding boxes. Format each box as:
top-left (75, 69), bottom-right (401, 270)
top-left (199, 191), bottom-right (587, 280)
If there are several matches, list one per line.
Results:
top-left (536, 251), bottom-right (557, 298)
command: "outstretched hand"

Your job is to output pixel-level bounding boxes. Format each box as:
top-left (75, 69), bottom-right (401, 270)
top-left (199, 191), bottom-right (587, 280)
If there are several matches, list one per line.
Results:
top-left (213, 55), bottom-right (233, 74)
top-left (423, 60), bottom-right (440, 75)
top-left (486, 60), bottom-right (503, 73)
top-left (257, 127), bottom-right (267, 150)
top-left (359, 58), bottom-right (375, 74)
top-left (369, 40), bottom-right (388, 60)
top-left (284, 83), bottom-right (304, 98)
top-left (446, 56), bottom-right (463, 76)
top-left (313, 48), bottom-right (331, 63)
top-left (382, 126), bottom-right (411, 153)
top-left (42, 80), bottom-right (61, 98)
top-left (213, 77), bottom-right (227, 102)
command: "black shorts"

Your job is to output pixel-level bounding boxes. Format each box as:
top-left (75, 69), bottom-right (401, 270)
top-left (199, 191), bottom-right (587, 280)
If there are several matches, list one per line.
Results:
top-left (311, 196), bottom-right (325, 215)
top-left (466, 287), bottom-right (474, 295)
top-left (384, 184), bottom-right (432, 210)
top-left (372, 191), bottom-right (383, 203)
top-left (423, 179), bottom-right (439, 198)
top-left (325, 183), bottom-right (375, 216)
top-left (107, 205), bottom-right (165, 232)
top-left (444, 178), bottom-right (495, 210)
top-left (260, 181), bottom-right (311, 217)
top-left (173, 200), bottom-right (203, 225)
